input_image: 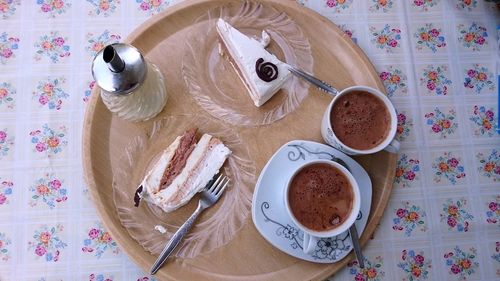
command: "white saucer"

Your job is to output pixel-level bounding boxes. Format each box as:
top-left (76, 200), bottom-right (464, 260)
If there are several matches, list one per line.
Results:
top-left (251, 140), bottom-right (372, 263)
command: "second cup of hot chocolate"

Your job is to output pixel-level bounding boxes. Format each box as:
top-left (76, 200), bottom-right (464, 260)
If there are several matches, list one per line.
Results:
top-left (284, 159), bottom-right (361, 254)
top-left (321, 86), bottom-right (400, 155)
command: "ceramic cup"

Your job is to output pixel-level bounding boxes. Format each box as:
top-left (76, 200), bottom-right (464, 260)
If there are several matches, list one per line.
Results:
top-left (283, 159), bottom-right (361, 254)
top-left (320, 85), bottom-right (400, 155)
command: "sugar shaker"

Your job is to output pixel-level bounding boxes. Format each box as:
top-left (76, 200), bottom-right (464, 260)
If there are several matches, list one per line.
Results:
top-left (92, 43), bottom-right (167, 122)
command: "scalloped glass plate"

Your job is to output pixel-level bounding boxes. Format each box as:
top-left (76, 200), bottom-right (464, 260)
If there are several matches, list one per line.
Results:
top-left (182, 1), bottom-right (313, 127)
top-left (113, 115), bottom-right (256, 258)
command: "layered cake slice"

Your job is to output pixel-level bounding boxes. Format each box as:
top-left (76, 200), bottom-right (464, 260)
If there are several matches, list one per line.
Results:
top-left (134, 128), bottom-right (231, 212)
top-left (216, 18), bottom-right (291, 107)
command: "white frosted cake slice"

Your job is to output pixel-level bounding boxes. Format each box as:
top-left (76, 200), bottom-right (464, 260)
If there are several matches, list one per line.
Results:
top-left (216, 18), bottom-right (291, 107)
top-left (134, 128), bottom-right (231, 213)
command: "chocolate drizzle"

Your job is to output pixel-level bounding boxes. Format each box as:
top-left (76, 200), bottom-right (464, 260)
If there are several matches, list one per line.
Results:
top-left (134, 185), bottom-right (143, 207)
top-left (255, 58), bottom-right (278, 82)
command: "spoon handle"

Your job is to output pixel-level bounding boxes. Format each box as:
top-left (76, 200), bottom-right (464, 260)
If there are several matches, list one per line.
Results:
top-left (287, 66), bottom-right (339, 96)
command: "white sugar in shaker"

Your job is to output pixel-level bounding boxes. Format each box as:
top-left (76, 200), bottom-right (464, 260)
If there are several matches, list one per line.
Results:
top-left (92, 43), bottom-right (168, 122)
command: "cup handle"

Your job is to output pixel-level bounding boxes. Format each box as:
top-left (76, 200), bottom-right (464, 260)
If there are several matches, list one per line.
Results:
top-left (303, 233), bottom-right (318, 254)
top-left (384, 139), bottom-right (400, 154)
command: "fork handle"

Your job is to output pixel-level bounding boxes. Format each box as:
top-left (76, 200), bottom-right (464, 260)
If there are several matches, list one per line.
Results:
top-left (287, 66), bottom-right (339, 96)
top-left (150, 204), bottom-right (203, 275)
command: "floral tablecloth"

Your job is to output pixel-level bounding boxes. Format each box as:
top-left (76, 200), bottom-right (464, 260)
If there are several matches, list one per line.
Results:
top-left (0, 1), bottom-right (499, 281)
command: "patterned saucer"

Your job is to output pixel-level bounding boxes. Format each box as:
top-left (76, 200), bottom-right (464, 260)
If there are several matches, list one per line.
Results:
top-left (251, 140), bottom-right (372, 263)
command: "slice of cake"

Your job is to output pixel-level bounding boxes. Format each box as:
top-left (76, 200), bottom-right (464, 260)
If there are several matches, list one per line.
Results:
top-left (134, 128), bottom-right (231, 212)
top-left (216, 18), bottom-right (291, 107)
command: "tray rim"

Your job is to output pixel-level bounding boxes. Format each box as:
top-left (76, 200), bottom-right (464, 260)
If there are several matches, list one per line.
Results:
top-left (82, 0), bottom-right (396, 280)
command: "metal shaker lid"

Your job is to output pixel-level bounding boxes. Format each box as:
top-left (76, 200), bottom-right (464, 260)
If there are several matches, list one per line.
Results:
top-left (91, 43), bottom-right (147, 95)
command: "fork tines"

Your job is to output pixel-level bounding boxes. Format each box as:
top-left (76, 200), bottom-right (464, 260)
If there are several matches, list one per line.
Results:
top-left (208, 173), bottom-right (229, 197)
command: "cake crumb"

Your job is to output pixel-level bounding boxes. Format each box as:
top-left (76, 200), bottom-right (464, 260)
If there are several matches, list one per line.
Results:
top-left (154, 225), bottom-right (167, 234)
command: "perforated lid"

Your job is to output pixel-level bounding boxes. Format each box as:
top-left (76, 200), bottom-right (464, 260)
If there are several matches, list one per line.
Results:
top-left (91, 43), bottom-right (147, 95)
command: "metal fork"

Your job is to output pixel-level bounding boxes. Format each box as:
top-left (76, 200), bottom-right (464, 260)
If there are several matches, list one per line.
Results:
top-left (287, 66), bottom-right (339, 96)
top-left (150, 173), bottom-right (229, 275)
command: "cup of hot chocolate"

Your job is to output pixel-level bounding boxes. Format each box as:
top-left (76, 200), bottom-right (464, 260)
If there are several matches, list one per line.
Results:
top-left (284, 159), bottom-right (361, 254)
top-left (321, 86), bottom-right (400, 155)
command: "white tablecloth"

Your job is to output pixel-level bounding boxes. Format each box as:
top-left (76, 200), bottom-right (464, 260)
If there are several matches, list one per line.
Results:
top-left (0, 1), bottom-right (499, 280)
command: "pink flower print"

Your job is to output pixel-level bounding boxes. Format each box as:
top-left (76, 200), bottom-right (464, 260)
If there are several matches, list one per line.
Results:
top-left (0, 33), bottom-right (19, 64)
top-left (413, 23), bottom-right (446, 53)
top-left (28, 224), bottom-right (67, 262)
top-left (37, 0), bottom-right (70, 18)
top-left (448, 158), bottom-right (459, 168)
top-left (53, 37), bottom-right (65, 47)
top-left (0, 131), bottom-right (5, 142)
top-left (34, 32), bottom-right (70, 63)
top-left (429, 28), bottom-right (440, 37)
top-left (370, 24), bottom-right (401, 52)
top-left (41, 3), bottom-right (51, 12)
top-left (395, 154), bottom-right (420, 187)
top-left (354, 273), bottom-right (365, 281)
top-left (399, 250), bottom-right (431, 280)
top-left (89, 228), bottom-right (100, 239)
top-left (380, 67), bottom-right (408, 97)
top-left (30, 124), bottom-right (68, 157)
top-left (379, 71), bottom-right (390, 81)
top-left (2, 48), bottom-right (12, 59)
top-left (39, 95), bottom-right (48, 105)
top-left (140, 2), bottom-right (150, 10)
top-left (405, 171), bottom-right (415, 181)
top-left (447, 217), bottom-right (457, 227)
top-left (49, 179), bottom-right (61, 189)
top-left (412, 0), bottom-right (439, 10)
top-left (33, 77), bottom-right (68, 110)
top-left (441, 199), bottom-right (473, 232)
top-left (88, 0), bottom-right (119, 17)
top-left (427, 82), bottom-right (436, 91)
top-left (397, 113), bottom-right (406, 123)
top-left (490, 202), bottom-right (498, 211)
top-left (82, 222), bottom-right (120, 258)
top-left (431, 123), bottom-right (442, 133)
top-left (35, 245), bottom-right (47, 256)
top-left (0, 194), bottom-right (6, 204)
top-left (29, 173), bottom-right (67, 208)
top-left (36, 143), bottom-right (47, 152)
top-left (470, 106), bottom-right (497, 135)
top-left (397, 208), bottom-right (407, 218)
top-left (426, 108), bottom-right (457, 138)
top-left (451, 264), bottom-right (461, 274)
top-left (467, 69), bottom-right (476, 78)
top-left (348, 256), bottom-right (385, 280)
top-left (415, 254), bottom-right (424, 265)
top-left (458, 22), bottom-right (488, 51)
top-left (476, 150), bottom-right (500, 182)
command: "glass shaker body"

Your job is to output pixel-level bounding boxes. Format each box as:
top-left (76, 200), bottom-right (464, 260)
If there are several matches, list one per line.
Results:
top-left (101, 62), bottom-right (167, 122)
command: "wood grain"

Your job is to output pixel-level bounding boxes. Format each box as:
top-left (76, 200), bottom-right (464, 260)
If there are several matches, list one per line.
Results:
top-left (82, 0), bottom-right (397, 280)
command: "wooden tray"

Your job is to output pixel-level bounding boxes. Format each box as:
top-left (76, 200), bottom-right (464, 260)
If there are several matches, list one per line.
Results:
top-left (82, 0), bottom-right (397, 280)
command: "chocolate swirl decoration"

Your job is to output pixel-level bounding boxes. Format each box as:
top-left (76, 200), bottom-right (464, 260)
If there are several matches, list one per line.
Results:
top-left (255, 58), bottom-right (279, 82)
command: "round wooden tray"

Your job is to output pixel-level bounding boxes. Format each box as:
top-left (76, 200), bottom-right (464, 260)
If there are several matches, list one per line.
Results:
top-left (82, 0), bottom-right (397, 280)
